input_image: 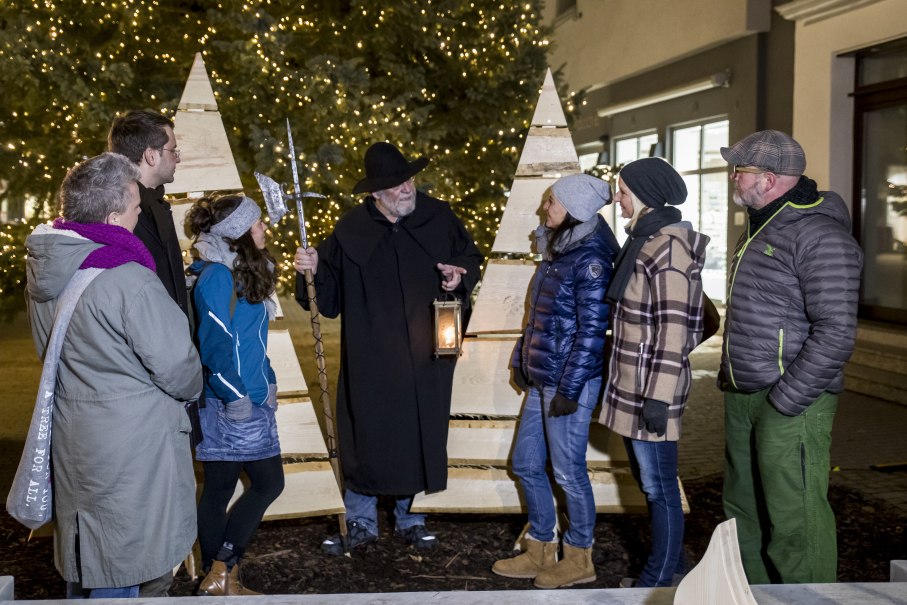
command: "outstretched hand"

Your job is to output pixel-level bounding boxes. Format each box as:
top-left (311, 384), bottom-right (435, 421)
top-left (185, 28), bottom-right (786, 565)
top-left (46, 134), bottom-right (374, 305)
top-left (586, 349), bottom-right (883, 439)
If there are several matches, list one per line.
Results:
top-left (437, 263), bottom-right (467, 292)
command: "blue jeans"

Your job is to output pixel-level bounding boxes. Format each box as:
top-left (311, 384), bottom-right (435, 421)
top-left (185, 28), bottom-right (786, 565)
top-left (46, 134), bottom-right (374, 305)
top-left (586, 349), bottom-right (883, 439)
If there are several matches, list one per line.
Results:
top-left (624, 437), bottom-right (685, 587)
top-left (66, 583), bottom-right (140, 599)
top-left (344, 489), bottom-right (425, 536)
top-left (512, 379), bottom-right (600, 548)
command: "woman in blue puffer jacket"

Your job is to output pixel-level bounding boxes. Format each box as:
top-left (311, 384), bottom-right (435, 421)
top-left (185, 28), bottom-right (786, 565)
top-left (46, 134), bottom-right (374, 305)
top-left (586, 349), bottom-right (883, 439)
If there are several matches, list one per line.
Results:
top-left (492, 174), bottom-right (618, 589)
top-left (186, 195), bottom-right (284, 596)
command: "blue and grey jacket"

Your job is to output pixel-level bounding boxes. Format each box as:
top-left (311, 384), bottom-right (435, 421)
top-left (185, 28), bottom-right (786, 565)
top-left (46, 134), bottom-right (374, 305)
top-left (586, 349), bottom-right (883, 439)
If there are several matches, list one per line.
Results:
top-left (190, 260), bottom-right (275, 406)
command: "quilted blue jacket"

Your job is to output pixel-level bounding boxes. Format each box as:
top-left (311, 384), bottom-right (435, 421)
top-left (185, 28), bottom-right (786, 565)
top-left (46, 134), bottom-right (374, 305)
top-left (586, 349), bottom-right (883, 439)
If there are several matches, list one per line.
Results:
top-left (512, 216), bottom-right (618, 401)
top-left (720, 188), bottom-right (863, 415)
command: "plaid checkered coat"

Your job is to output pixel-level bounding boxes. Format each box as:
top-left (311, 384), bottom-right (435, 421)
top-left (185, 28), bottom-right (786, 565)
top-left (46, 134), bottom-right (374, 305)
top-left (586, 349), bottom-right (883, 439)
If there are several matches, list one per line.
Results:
top-left (599, 224), bottom-right (709, 442)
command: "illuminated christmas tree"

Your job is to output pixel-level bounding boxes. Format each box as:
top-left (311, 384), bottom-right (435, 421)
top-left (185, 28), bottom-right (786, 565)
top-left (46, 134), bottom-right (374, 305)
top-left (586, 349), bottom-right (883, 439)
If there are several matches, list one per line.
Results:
top-left (0, 0), bottom-right (550, 314)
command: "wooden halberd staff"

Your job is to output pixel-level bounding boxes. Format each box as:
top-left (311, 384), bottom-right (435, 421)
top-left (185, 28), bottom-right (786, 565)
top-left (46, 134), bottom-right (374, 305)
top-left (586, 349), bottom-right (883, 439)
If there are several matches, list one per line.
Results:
top-left (255, 118), bottom-right (349, 555)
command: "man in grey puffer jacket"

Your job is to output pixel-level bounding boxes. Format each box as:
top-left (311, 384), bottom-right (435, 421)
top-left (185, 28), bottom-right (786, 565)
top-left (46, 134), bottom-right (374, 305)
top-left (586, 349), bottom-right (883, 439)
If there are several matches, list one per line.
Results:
top-left (718, 130), bottom-right (863, 585)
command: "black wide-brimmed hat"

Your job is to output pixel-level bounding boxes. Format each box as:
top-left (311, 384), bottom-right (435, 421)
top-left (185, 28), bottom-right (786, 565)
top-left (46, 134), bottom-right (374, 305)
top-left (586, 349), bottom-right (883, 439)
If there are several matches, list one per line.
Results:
top-left (352, 142), bottom-right (429, 194)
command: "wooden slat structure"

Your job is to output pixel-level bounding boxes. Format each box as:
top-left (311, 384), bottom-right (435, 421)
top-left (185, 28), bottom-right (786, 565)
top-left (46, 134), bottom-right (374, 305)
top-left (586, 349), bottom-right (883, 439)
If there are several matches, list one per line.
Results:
top-left (218, 462), bottom-right (345, 521)
top-left (449, 338), bottom-right (525, 417)
top-left (491, 177), bottom-right (557, 254)
top-left (465, 261), bottom-right (535, 335)
top-left (268, 329), bottom-right (308, 398)
top-left (165, 52), bottom-right (243, 196)
top-left (274, 399), bottom-right (328, 458)
top-left (446, 421), bottom-right (629, 469)
top-left (413, 68), bottom-right (661, 516)
top-left (414, 468), bottom-right (661, 514)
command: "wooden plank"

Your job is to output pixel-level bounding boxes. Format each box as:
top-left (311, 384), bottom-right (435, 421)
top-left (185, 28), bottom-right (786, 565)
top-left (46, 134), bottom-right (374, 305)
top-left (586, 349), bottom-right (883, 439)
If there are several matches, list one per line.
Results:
top-left (492, 178), bottom-right (557, 254)
top-left (275, 399), bottom-right (329, 457)
top-left (530, 69), bottom-right (569, 128)
top-left (177, 53), bottom-right (219, 111)
top-left (170, 199), bottom-right (193, 251)
top-left (445, 420), bottom-right (630, 469)
top-left (268, 329), bottom-right (308, 397)
top-left (411, 467), bottom-right (650, 514)
top-left (465, 261), bottom-right (536, 335)
top-left (167, 110), bottom-right (243, 195)
top-left (515, 128), bottom-right (580, 178)
top-left (270, 293), bottom-right (285, 320)
top-left (450, 337), bottom-right (525, 417)
top-left (220, 461), bottom-right (345, 520)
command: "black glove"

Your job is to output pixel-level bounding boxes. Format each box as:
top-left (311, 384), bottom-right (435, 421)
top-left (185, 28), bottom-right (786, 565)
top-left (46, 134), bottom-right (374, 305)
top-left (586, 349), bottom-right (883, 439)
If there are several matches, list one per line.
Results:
top-left (548, 392), bottom-right (579, 417)
top-left (638, 398), bottom-right (669, 437)
top-left (512, 367), bottom-right (532, 392)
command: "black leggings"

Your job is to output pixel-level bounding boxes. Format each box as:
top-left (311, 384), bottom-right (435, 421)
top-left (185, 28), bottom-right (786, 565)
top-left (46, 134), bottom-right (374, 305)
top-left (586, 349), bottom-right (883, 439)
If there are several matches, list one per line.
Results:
top-left (197, 455), bottom-right (285, 568)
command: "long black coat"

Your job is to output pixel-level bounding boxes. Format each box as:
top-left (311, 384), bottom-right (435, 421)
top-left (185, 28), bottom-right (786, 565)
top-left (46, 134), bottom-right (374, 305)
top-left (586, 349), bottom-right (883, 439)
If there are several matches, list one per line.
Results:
top-left (297, 193), bottom-right (482, 495)
top-left (135, 183), bottom-right (189, 318)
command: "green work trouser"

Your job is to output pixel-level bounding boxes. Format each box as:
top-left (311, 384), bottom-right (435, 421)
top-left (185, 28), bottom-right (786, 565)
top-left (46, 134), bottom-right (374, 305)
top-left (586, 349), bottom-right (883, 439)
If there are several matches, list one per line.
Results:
top-left (723, 388), bottom-right (838, 584)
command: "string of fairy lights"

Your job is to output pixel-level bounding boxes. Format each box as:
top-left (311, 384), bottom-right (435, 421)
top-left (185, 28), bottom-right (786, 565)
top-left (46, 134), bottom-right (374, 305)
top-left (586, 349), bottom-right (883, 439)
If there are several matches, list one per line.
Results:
top-left (0, 1), bottom-right (554, 303)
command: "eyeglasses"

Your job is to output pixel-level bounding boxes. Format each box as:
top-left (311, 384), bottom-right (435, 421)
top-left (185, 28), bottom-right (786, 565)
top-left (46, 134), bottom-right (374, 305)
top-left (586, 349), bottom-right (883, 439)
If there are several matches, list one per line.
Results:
top-left (730, 164), bottom-right (766, 175)
top-left (160, 146), bottom-right (181, 159)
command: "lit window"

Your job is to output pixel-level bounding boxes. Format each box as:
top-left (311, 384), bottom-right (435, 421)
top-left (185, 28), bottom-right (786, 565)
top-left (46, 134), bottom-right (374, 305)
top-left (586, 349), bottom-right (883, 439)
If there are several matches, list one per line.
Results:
top-left (671, 120), bottom-right (729, 302)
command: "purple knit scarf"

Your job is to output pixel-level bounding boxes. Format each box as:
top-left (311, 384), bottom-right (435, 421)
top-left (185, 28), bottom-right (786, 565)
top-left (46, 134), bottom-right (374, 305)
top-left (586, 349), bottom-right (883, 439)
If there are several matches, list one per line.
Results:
top-left (52, 218), bottom-right (156, 272)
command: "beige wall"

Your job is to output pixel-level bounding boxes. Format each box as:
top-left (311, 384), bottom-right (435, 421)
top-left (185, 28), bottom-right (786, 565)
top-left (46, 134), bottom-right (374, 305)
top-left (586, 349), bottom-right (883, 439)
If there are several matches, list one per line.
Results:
top-left (787, 0), bottom-right (907, 202)
top-left (543, 0), bottom-right (771, 92)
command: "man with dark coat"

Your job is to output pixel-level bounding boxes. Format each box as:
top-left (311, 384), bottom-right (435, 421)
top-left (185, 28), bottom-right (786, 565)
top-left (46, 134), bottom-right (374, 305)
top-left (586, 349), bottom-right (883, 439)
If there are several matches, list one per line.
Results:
top-left (719, 130), bottom-right (863, 584)
top-left (108, 110), bottom-right (189, 318)
top-left (295, 142), bottom-right (482, 555)
top-left (107, 111), bottom-right (188, 597)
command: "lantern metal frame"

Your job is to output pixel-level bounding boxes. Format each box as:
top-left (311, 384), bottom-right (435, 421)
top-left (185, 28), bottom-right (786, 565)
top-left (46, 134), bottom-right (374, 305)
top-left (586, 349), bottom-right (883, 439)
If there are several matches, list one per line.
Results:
top-left (433, 294), bottom-right (463, 357)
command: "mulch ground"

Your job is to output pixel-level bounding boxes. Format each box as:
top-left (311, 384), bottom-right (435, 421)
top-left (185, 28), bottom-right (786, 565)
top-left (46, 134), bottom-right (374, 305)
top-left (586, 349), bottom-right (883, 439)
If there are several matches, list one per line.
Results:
top-left (2, 474), bottom-right (905, 599)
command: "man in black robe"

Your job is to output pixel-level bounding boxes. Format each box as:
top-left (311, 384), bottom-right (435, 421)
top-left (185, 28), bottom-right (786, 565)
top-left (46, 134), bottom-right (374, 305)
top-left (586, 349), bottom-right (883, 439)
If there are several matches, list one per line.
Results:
top-left (108, 110), bottom-right (189, 318)
top-left (295, 142), bottom-right (482, 555)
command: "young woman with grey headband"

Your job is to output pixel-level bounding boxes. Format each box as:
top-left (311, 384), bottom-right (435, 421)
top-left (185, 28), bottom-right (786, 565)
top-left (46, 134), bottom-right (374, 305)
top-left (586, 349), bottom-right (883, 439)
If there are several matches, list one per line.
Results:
top-left (186, 195), bottom-right (284, 596)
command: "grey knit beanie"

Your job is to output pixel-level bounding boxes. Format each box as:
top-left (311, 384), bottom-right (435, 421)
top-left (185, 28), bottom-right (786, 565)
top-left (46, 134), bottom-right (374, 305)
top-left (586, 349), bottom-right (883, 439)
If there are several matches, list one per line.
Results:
top-left (550, 174), bottom-right (612, 221)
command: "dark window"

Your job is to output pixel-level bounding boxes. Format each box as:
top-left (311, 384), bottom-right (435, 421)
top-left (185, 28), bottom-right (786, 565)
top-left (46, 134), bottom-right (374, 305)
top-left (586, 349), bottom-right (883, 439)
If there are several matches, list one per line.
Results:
top-left (853, 37), bottom-right (907, 324)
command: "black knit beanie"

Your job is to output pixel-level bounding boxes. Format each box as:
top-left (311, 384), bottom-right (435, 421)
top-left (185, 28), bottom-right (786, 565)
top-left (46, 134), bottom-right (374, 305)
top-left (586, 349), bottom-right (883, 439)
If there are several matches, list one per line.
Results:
top-left (619, 157), bottom-right (687, 208)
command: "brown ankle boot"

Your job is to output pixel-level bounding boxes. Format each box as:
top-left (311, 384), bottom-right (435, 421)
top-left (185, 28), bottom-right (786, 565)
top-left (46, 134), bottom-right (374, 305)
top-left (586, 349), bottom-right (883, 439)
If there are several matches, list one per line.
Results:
top-left (227, 562), bottom-right (262, 596)
top-left (533, 543), bottom-right (595, 588)
top-left (197, 561), bottom-right (229, 596)
top-left (491, 538), bottom-right (558, 579)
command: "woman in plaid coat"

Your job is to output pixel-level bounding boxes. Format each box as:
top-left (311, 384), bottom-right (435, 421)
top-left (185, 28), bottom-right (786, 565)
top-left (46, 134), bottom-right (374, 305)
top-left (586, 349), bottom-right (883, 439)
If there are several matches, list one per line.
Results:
top-left (599, 158), bottom-right (708, 588)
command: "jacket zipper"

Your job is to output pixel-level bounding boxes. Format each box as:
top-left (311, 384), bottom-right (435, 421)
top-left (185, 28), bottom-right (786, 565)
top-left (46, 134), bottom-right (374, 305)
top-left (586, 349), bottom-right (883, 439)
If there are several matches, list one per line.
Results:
top-left (725, 202), bottom-right (792, 390)
top-left (777, 328), bottom-right (785, 376)
top-left (522, 263), bottom-right (551, 367)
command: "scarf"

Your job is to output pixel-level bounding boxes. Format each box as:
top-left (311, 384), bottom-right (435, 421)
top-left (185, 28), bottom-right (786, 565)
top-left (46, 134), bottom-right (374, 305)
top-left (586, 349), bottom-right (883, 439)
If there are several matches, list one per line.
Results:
top-left (604, 206), bottom-right (682, 305)
top-left (52, 218), bottom-right (156, 272)
top-left (193, 231), bottom-right (238, 269)
top-left (534, 215), bottom-right (600, 261)
top-left (748, 176), bottom-right (818, 235)
top-left (193, 231), bottom-right (277, 320)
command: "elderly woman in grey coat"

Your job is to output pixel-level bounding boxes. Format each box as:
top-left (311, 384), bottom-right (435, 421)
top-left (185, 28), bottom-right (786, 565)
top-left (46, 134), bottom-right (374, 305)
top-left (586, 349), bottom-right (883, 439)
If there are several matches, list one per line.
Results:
top-left (24, 153), bottom-right (202, 598)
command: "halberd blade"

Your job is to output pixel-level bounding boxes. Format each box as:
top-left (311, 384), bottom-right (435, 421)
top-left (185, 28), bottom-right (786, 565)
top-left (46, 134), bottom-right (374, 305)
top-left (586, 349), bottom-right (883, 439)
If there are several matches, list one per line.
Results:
top-left (254, 171), bottom-right (288, 224)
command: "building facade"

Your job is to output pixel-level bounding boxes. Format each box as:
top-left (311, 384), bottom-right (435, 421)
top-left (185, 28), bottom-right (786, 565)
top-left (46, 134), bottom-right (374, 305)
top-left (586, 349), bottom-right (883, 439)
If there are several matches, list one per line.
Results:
top-left (543, 0), bottom-right (907, 324)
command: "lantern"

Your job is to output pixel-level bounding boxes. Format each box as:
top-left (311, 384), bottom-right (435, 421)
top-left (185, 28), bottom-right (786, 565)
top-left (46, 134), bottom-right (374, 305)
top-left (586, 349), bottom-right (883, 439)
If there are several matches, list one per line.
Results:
top-left (433, 296), bottom-right (463, 357)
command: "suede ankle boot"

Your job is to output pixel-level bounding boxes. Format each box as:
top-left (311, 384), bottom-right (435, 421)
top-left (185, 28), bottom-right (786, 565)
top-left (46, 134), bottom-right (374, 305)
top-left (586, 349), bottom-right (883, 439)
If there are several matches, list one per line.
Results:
top-left (227, 562), bottom-right (261, 596)
top-left (533, 543), bottom-right (595, 588)
top-left (197, 561), bottom-right (229, 596)
top-left (491, 538), bottom-right (557, 579)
